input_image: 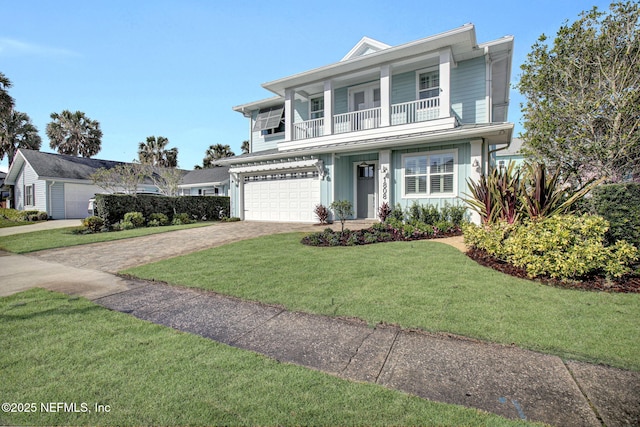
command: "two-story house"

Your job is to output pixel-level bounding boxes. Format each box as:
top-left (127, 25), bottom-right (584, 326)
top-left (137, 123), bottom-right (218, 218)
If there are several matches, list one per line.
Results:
top-left (223, 24), bottom-right (513, 223)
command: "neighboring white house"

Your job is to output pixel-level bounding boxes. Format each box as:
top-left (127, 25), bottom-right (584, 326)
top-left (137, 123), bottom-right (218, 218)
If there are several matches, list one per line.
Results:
top-left (221, 24), bottom-right (515, 223)
top-left (4, 149), bottom-right (229, 219)
top-left (178, 168), bottom-right (230, 196)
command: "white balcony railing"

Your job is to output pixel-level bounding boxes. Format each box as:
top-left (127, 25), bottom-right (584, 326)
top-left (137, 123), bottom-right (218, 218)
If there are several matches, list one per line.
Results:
top-left (291, 97), bottom-right (442, 140)
top-left (293, 118), bottom-right (324, 140)
top-left (390, 97), bottom-right (440, 125)
top-left (333, 107), bottom-right (381, 134)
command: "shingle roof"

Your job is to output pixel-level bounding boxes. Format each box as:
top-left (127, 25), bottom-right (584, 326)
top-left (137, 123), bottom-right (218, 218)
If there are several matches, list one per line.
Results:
top-left (19, 149), bottom-right (126, 180)
top-left (8, 149), bottom-right (228, 187)
top-left (181, 166), bottom-right (230, 185)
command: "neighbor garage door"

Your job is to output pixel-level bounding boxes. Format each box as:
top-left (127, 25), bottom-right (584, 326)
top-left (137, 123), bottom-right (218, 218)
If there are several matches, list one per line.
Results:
top-left (64, 183), bottom-right (102, 219)
top-left (243, 171), bottom-right (320, 222)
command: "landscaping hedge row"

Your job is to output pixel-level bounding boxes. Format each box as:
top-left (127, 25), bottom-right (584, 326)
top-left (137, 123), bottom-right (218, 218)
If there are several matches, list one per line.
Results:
top-left (95, 194), bottom-right (230, 226)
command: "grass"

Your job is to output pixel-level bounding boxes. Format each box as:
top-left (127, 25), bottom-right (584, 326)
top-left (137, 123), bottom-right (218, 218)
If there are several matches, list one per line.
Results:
top-left (0, 218), bottom-right (44, 228)
top-left (0, 222), bottom-right (212, 253)
top-left (124, 233), bottom-right (640, 371)
top-left (0, 289), bottom-right (536, 426)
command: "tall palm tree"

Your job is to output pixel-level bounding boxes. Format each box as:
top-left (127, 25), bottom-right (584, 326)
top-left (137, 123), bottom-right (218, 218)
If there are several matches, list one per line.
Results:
top-left (46, 110), bottom-right (102, 157)
top-left (0, 72), bottom-right (14, 119)
top-left (241, 140), bottom-right (250, 154)
top-left (202, 143), bottom-right (235, 168)
top-left (137, 136), bottom-right (178, 167)
top-left (0, 110), bottom-right (42, 165)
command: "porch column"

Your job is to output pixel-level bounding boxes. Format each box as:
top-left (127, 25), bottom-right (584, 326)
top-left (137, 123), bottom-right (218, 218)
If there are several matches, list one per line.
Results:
top-left (439, 49), bottom-right (452, 119)
top-left (469, 139), bottom-right (483, 224)
top-left (380, 65), bottom-right (391, 127)
top-left (323, 80), bottom-right (333, 136)
top-left (284, 88), bottom-right (295, 142)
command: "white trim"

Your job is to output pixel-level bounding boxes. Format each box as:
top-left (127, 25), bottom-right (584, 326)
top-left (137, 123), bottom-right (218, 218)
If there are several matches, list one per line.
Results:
top-left (401, 148), bottom-right (458, 198)
top-left (230, 159), bottom-right (323, 175)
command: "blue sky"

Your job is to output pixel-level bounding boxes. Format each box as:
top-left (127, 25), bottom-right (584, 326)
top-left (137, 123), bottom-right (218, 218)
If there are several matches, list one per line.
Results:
top-left (1, 0), bottom-right (610, 172)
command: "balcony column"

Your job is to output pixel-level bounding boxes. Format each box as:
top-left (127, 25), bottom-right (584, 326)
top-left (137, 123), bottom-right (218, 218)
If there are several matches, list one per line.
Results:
top-left (380, 65), bottom-right (390, 127)
top-left (284, 88), bottom-right (295, 142)
top-left (439, 49), bottom-right (452, 119)
top-left (323, 80), bottom-right (333, 136)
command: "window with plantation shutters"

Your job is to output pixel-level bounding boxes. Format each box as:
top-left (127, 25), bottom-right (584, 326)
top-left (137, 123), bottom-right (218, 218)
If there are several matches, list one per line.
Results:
top-left (403, 151), bottom-right (456, 197)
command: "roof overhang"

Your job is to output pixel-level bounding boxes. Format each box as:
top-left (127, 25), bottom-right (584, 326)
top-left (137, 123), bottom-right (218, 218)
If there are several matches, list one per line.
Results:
top-left (261, 24), bottom-right (481, 97)
top-left (4, 150), bottom-right (28, 185)
top-left (220, 122), bottom-right (513, 165)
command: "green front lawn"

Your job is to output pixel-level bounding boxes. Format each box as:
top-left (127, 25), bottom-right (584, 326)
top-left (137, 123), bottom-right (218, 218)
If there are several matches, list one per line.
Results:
top-left (124, 233), bottom-right (640, 371)
top-left (0, 289), bottom-right (533, 426)
top-left (0, 222), bottom-right (212, 253)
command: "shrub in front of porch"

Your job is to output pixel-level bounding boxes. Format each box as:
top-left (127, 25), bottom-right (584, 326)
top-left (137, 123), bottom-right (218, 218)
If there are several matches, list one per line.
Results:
top-left (302, 202), bottom-right (466, 247)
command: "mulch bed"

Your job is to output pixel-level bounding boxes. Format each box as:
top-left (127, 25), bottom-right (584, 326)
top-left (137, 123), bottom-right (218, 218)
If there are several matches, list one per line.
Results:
top-left (466, 247), bottom-right (640, 294)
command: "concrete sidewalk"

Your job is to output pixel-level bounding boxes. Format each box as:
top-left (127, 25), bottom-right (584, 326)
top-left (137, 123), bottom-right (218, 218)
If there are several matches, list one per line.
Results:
top-left (1, 221), bottom-right (639, 426)
top-left (0, 219), bottom-right (82, 237)
top-left (92, 281), bottom-right (638, 426)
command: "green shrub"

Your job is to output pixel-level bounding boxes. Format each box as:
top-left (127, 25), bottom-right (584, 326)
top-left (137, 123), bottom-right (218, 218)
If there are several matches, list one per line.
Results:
top-left (463, 221), bottom-right (514, 259)
top-left (584, 183), bottom-right (640, 248)
top-left (119, 220), bottom-right (136, 230)
top-left (123, 211), bottom-right (145, 228)
top-left (82, 216), bottom-right (105, 233)
top-left (172, 213), bottom-right (193, 225)
top-left (148, 213), bottom-right (169, 226)
top-left (95, 194), bottom-right (229, 226)
top-left (465, 215), bottom-right (638, 280)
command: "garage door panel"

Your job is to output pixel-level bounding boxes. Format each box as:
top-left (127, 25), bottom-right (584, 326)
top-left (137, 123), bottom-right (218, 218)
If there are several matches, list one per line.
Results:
top-left (244, 174), bottom-right (320, 222)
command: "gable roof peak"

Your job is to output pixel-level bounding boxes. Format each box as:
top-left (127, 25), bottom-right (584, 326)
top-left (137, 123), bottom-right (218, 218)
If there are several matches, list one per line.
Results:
top-left (341, 36), bottom-right (391, 62)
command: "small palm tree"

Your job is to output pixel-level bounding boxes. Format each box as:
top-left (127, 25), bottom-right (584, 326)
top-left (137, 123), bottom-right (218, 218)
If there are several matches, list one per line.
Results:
top-left (241, 140), bottom-right (250, 154)
top-left (46, 110), bottom-right (102, 157)
top-left (0, 110), bottom-right (42, 165)
top-left (202, 143), bottom-right (235, 168)
top-left (138, 136), bottom-right (178, 167)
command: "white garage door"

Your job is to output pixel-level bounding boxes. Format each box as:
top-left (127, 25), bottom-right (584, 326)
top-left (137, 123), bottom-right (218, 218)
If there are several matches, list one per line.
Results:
top-left (64, 183), bottom-right (103, 219)
top-left (243, 171), bottom-right (320, 222)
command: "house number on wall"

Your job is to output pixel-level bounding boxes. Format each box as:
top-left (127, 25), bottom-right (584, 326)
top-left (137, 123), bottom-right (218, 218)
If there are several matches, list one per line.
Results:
top-left (382, 178), bottom-right (388, 201)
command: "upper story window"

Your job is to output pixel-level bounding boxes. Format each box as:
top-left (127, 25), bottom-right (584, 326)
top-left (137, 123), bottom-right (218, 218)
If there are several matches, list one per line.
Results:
top-left (310, 97), bottom-right (324, 119)
top-left (253, 105), bottom-right (285, 136)
top-left (417, 69), bottom-right (440, 100)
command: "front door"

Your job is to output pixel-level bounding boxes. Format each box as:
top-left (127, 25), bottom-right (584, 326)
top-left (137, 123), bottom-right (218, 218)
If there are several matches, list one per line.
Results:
top-left (357, 164), bottom-right (376, 219)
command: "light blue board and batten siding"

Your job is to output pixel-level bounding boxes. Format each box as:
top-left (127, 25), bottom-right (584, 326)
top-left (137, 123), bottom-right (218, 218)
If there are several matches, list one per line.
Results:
top-left (250, 110), bottom-right (284, 153)
top-left (451, 56), bottom-right (487, 124)
top-left (390, 141), bottom-right (472, 211)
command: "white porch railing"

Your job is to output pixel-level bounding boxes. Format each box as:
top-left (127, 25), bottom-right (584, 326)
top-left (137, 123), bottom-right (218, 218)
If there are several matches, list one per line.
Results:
top-left (293, 118), bottom-right (324, 140)
top-left (333, 107), bottom-right (381, 134)
top-left (390, 97), bottom-right (440, 125)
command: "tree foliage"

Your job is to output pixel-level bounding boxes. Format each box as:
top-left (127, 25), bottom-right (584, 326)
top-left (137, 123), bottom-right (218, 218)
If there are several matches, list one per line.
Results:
top-left (0, 72), bottom-right (14, 119)
top-left (517, 1), bottom-right (640, 184)
top-left (46, 110), bottom-right (102, 157)
top-left (138, 136), bottom-right (178, 167)
top-left (90, 163), bottom-right (147, 195)
top-left (241, 140), bottom-right (250, 154)
top-left (0, 110), bottom-right (41, 165)
top-left (202, 143), bottom-right (235, 168)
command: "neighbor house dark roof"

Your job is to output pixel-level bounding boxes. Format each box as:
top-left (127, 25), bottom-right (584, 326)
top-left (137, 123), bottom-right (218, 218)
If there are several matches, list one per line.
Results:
top-left (180, 166), bottom-right (230, 186)
top-left (5, 149), bottom-right (229, 188)
top-left (7, 149), bottom-right (126, 182)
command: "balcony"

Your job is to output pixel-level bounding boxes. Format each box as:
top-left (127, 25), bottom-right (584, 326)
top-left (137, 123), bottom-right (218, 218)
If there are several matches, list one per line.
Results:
top-left (292, 97), bottom-right (441, 141)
